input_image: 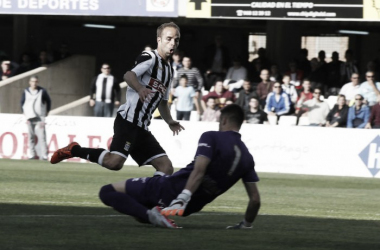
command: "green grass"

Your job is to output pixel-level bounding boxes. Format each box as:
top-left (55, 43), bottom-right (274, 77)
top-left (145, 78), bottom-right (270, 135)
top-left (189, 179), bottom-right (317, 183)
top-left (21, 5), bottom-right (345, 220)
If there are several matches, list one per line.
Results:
top-left (0, 159), bottom-right (379, 250)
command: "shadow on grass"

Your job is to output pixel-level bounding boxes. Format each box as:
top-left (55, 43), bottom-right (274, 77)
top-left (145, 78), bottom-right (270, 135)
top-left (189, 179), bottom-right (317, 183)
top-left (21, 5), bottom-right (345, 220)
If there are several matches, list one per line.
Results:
top-left (0, 203), bottom-right (379, 250)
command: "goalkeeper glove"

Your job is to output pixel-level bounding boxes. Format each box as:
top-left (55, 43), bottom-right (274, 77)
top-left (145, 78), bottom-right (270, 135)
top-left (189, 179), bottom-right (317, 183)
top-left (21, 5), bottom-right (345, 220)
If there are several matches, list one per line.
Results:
top-left (161, 189), bottom-right (192, 216)
top-left (226, 220), bottom-right (253, 229)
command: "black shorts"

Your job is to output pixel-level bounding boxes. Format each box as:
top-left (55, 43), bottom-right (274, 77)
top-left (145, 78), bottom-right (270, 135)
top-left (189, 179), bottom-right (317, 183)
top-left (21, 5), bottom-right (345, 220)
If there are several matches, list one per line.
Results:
top-left (110, 114), bottom-right (166, 166)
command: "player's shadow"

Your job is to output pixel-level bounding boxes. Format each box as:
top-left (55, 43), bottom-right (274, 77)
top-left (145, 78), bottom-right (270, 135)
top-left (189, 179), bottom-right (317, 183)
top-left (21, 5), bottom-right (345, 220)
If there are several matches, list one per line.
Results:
top-left (0, 203), bottom-right (379, 250)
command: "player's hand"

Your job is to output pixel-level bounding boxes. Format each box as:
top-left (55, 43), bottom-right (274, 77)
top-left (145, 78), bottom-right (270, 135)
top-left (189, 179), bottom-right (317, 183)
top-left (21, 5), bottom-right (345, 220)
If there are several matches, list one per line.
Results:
top-left (138, 87), bottom-right (153, 103)
top-left (168, 120), bottom-right (185, 136)
top-left (226, 221), bottom-right (253, 230)
top-left (161, 190), bottom-right (192, 217)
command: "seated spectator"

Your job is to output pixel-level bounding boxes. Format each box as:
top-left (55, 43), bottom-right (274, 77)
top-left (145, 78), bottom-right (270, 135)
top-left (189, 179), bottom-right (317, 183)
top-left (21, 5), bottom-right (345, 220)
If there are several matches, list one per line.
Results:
top-left (325, 94), bottom-right (349, 128)
top-left (347, 94), bottom-right (370, 128)
top-left (295, 79), bottom-right (313, 115)
top-left (235, 79), bottom-right (258, 112)
top-left (282, 74), bottom-right (298, 105)
top-left (0, 60), bottom-right (15, 80)
top-left (269, 64), bottom-right (282, 83)
top-left (245, 97), bottom-right (268, 124)
top-left (365, 101), bottom-right (380, 129)
top-left (264, 82), bottom-right (291, 120)
top-left (339, 73), bottom-right (361, 106)
top-left (284, 60), bottom-right (303, 90)
top-left (201, 97), bottom-right (220, 122)
top-left (297, 87), bottom-right (330, 126)
top-left (256, 69), bottom-right (275, 108)
top-left (359, 71), bottom-right (380, 107)
top-left (223, 56), bottom-right (247, 92)
top-left (201, 79), bottom-right (236, 111)
top-left (173, 74), bottom-right (197, 121)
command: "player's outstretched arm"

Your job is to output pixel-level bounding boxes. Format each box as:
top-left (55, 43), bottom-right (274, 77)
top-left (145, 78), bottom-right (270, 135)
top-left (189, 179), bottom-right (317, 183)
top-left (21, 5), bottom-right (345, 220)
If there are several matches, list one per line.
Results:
top-left (158, 100), bottom-right (185, 136)
top-left (161, 156), bottom-right (210, 216)
top-left (124, 71), bottom-right (152, 102)
top-left (226, 182), bottom-right (260, 229)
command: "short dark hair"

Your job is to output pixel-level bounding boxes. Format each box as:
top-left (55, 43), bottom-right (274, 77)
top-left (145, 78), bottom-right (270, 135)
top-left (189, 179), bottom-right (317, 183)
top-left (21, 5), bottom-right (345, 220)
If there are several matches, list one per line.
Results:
top-left (220, 104), bottom-right (245, 128)
top-left (157, 22), bottom-right (180, 38)
top-left (180, 74), bottom-right (188, 80)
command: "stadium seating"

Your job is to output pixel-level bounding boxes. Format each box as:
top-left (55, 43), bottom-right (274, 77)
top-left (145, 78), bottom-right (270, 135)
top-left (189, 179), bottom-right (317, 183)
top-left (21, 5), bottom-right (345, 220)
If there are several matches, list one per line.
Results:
top-left (278, 116), bottom-right (297, 126)
top-left (298, 116), bottom-right (310, 126)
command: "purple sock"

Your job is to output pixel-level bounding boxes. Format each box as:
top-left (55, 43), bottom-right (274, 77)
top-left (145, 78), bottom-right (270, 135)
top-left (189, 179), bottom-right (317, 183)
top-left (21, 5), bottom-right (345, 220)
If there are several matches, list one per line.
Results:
top-left (99, 184), bottom-right (149, 223)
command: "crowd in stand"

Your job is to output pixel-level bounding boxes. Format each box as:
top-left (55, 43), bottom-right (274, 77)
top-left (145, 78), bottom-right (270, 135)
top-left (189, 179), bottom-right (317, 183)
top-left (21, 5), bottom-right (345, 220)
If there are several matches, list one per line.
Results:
top-left (169, 37), bottom-right (380, 129)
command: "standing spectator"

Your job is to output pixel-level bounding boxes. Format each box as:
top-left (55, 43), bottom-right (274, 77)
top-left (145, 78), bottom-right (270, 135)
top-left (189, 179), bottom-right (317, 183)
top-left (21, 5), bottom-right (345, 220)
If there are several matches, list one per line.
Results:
top-left (282, 74), bottom-right (298, 105)
top-left (256, 69), bottom-right (274, 108)
top-left (173, 74), bottom-right (196, 121)
top-left (264, 82), bottom-right (291, 120)
top-left (325, 95), bottom-right (349, 128)
top-left (327, 51), bottom-right (344, 93)
top-left (339, 73), bottom-right (361, 105)
top-left (297, 48), bottom-right (311, 77)
top-left (297, 87), bottom-right (330, 126)
top-left (359, 71), bottom-right (380, 107)
top-left (307, 58), bottom-right (326, 91)
top-left (245, 97), bottom-right (268, 124)
top-left (235, 79), bottom-right (258, 112)
top-left (251, 47), bottom-right (271, 71)
top-left (35, 50), bottom-right (52, 67)
top-left (340, 49), bottom-right (358, 85)
top-left (89, 63), bottom-right (121, 117)
top-left (365, 101), bottom-right (380, 129)
top-left (201, 97), bottom-right (221, 122)
top-left (285, 60), bottom-right (304, 90)
top-left (201, 80), bottom-right (236, 110)
top-left (0, 60), bottom-right (14, 80)
top-left (21, 76), bottom-right (51, 160)
top-left (347, 94), bottom-right (370, 129)
top-left (223, 56), bottom-right (248, 92)
top-left (296, 79), bottom-right (313, 115)
top-left (171, 50), bottom-right (183, 79)
top-left (174, 56), bottom-right (203, 114)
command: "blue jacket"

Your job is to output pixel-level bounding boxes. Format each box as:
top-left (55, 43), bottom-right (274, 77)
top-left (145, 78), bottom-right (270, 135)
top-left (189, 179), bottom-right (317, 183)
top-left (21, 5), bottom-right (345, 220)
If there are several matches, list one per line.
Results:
top-left (347, 105), bottom-right (370, 128)
top-left (264, 91), bottom-right (291, 115)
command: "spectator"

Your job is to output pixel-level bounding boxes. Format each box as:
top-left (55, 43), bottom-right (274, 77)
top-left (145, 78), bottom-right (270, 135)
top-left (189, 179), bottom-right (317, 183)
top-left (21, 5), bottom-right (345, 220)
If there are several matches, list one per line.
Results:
top-left (0, 60), bottom-right (14, 80)
top-left (248, 58), bottom-right (263, 85)
top-left (223, 56), bottom-right (248, 92)
top-left (20, 76), bottom-right (51, 160)
top-left (173, 74), bottom-right (197, 121)
top-left (339, 73), bottom-right (361, 105)
top-left (325, 94), bottom-right (349, 128)
top-left (57, 43), bottom-right (71, 60)
top-left (245, 97), bottom-right (268, 124)
top-left (235, 79), bottom-right (258, 112)
top-left (307, 57), bottom-right (326, 91)
top-left (340, 49), bottom-right (358, 85)
top-left (35, 50), bottom-right (52, 67)
top-left (366, 101), bottom-right (380, 129)
top-left (251, 47), bottom-right (271, 71)
top-left (296, 79), bottom-right (313, 115)
top-left (201, 80), bottom-right (236, 110)
top-left (264, 82), bottom-right (291, 120)
top-left (89, 63), bottom-right (121, 117)
top-left (297, 87), bottom-right (330, 126)
top-left (359, 71), bottom-right (380, 107)
top-left (285, 60), bottom-right (304, 90)
top-left (327, 51), bottom-right (344, 93)
top-left (297, 48), bottom-right (311, 77)
top-left (144, 45), bottom-right (152, 51)
top-left (347, 94), bottom-right (370, 128)
top-left (256, 69), bottom-right (274, 108)
top-left (201, 97), bottom-right (220, 122)
top-left (171, 50), bottom-right (183, 79)
top-left (225, 99), bottom-right (234, 106)
top-left (269, 63), bottom-right (282, 83)
top-left (15, 53), bottom-right (37, 75)
top-left (366, 60), bottom-right (380, 82)
top-left (282, 74), bottom-right (298, 105)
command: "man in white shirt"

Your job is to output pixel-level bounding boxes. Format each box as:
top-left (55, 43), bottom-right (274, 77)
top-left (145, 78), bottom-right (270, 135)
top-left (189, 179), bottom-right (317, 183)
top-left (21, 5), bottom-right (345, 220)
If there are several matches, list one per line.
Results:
top-left (339, 73), bottom-right (361, 105)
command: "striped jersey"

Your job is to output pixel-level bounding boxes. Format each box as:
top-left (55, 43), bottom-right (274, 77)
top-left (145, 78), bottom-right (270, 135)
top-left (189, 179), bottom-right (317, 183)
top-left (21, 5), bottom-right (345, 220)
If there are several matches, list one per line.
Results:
top-left (118, 50), bottom-right (173, 130)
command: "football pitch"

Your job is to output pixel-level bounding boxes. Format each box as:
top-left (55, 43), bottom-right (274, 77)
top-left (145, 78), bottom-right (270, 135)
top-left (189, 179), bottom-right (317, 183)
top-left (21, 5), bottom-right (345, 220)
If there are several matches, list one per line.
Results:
top-left (0, 159), bottom-right (379, 250)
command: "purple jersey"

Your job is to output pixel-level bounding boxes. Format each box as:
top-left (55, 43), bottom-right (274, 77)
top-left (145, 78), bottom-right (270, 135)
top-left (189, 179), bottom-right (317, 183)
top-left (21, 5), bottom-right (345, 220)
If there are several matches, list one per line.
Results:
top-left (126, 131), bottom-right (259, 216)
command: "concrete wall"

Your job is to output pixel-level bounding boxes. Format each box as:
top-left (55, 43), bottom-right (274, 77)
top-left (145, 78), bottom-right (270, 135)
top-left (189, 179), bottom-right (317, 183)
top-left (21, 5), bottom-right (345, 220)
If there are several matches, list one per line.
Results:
top-left (0, 55), bottom-right (95, 115)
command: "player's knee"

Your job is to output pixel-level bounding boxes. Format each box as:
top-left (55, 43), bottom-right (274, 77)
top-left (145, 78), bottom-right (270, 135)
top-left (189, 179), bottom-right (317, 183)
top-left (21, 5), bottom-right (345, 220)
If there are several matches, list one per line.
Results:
top-left (103, 157), bottom-right (124, 171)
top-left (99, 184), bottom-right (115, 206)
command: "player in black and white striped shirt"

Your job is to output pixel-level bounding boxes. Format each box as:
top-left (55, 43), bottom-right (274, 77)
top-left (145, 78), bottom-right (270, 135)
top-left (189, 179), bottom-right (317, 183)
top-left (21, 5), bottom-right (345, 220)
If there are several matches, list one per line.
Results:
top-left (51, 22), bottom-right (184, 176)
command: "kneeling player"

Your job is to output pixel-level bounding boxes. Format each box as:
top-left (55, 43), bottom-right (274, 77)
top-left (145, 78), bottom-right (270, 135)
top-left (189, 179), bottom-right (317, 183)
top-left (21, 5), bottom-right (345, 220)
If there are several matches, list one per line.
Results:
top-left (99, 104), bottom-right (261, 228)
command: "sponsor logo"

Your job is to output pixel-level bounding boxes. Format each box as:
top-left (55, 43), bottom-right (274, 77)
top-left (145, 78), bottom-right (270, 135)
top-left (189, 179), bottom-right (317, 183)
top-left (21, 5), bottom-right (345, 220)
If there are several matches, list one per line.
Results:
top-left (148, 78), bottom-right (167, 95)
top-left (359, 135), bottom-right (380, 177)
top-left (124, 141), bottom-right (131, 151)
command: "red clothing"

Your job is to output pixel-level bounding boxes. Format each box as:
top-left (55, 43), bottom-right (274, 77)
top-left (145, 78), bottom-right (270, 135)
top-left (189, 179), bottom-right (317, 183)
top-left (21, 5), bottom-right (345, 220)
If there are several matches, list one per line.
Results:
top-left (202, 90), bottom-right (236, 108)
top-left (256, 81), bottom-right (274, 101)
top-left (296, 91), bottom-right (313, 111)
top-left (369, 103), bottom-right (380, 127)
top-left (285, 70), bottom-right (304, 89)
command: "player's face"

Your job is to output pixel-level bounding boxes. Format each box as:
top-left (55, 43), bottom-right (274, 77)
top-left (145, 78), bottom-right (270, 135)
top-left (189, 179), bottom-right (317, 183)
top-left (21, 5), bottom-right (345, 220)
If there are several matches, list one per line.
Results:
top-left (157, 27), bottom-right (180, 60)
